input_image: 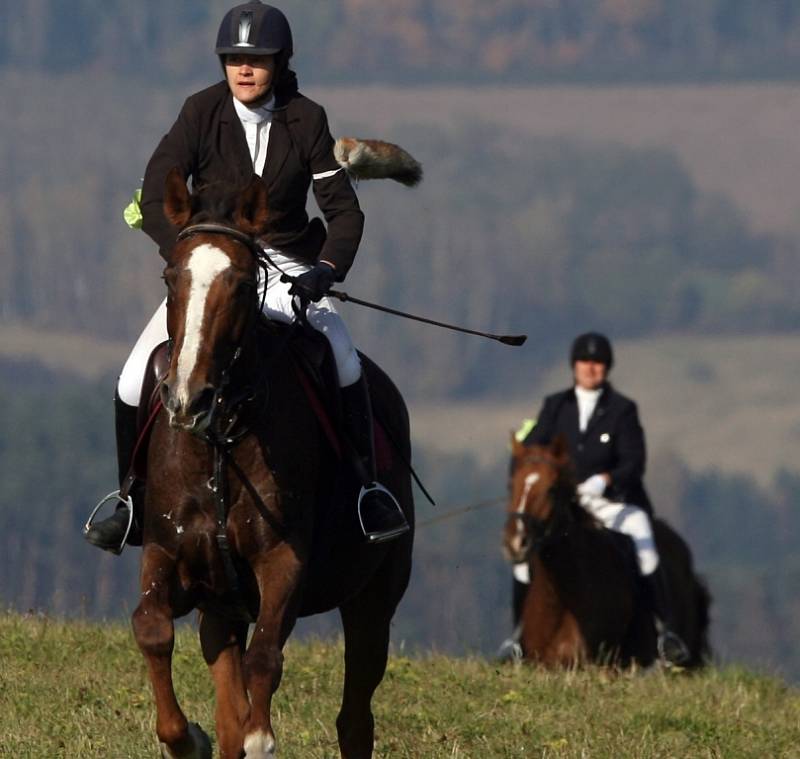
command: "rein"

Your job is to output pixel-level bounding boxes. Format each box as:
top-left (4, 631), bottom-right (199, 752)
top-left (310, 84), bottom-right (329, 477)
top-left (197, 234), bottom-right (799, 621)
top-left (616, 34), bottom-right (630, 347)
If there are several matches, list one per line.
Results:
top-left (174, 222), bottom-right (295, 601)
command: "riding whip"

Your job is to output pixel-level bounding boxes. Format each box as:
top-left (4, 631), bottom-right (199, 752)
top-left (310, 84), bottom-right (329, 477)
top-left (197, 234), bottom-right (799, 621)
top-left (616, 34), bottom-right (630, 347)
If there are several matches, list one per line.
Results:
top-left (329, 290), bottom-right (526, 345)
top-left (280, 275), bottom-right (527, 346)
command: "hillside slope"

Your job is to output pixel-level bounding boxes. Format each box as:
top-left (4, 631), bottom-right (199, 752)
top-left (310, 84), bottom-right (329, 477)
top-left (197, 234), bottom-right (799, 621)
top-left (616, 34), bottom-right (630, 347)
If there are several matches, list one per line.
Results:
top-left (1, 614), bottom-right (798, 758)
top-left (314, 83), bottom-right (800, 237)
top-left (6, 327), bottom-right (799, 485)
top-left (409, 332), bottom-right (800, 487)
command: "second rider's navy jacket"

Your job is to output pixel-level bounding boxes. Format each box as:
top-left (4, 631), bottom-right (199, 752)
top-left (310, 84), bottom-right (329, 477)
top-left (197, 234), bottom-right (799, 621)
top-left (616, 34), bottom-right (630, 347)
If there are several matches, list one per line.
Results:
top-left (523, 383), bottom-right (653, 513)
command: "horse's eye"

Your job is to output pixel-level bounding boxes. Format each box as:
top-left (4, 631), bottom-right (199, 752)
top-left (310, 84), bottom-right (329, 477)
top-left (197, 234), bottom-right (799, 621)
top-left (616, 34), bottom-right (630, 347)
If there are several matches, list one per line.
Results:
top-left (237, 281), bottom-right (255, 297)
top-left (162, 271), bottom-right (177, 292)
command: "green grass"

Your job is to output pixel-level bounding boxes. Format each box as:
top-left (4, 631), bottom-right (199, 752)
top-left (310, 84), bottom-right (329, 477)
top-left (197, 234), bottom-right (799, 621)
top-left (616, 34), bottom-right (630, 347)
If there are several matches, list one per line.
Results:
top-left (1, 614), bottom-right (798, 758)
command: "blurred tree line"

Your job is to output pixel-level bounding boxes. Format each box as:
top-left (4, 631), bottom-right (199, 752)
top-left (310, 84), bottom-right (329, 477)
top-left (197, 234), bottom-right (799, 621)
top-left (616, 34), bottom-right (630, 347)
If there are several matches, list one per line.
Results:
top-left (1, 370), bottom-right (798, 683)
top-left (3, 77), bottom-right (798, 398)
top-left (4, 0), bottom-right (800, 82)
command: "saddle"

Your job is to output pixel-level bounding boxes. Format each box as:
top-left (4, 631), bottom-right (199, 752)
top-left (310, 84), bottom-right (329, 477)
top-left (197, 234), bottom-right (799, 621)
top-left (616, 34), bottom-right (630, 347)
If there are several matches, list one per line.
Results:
top-left (605, 528), bottom-right (641, 587)
top-left (127, 318), bottom-right (393, 482)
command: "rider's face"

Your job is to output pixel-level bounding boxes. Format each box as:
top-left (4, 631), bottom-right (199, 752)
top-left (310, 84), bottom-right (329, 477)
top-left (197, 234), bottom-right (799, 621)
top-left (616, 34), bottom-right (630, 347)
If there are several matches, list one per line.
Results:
top-left (573, 360), bottom-right (608, 390)
top-left (225, 54), bottom-right (276, 105)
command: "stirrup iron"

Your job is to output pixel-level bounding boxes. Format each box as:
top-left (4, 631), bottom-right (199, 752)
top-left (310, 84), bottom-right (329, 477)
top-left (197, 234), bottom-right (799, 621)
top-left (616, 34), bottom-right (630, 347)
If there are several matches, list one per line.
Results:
top-left (357, 483), bottom-right (408, 544)
top-left (83, 490), bottom-right (134, 556)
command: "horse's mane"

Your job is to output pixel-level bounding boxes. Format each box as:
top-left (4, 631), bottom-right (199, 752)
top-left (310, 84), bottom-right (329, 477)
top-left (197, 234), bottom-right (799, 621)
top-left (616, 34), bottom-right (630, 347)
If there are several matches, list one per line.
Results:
top-left (513, 445), bottom-right (599, 531)
top-left (548, 465), bottom-right (597, 528)
top-left (187, 180), bottom-right (243, 224)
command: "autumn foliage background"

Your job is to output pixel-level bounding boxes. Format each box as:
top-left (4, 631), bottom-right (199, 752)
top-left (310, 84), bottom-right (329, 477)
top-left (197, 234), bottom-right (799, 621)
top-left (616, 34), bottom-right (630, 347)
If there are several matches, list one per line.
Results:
top-left (2, 0), bottom-right (800, 689)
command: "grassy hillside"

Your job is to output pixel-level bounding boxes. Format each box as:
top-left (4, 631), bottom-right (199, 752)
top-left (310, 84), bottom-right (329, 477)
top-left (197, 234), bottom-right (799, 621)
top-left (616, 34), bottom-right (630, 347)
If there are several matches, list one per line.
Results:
top-left (0, 613), bottom-right (797, 758)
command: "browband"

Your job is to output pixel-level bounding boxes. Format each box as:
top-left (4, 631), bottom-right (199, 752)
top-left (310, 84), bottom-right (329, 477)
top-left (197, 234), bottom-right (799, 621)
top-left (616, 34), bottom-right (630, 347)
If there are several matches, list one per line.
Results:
top-left (177, 223), bottom-right (264, 258)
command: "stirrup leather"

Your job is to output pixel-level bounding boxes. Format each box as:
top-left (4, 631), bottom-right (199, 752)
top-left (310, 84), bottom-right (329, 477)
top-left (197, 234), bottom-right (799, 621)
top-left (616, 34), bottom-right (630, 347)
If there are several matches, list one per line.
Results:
top-left (83, 490), bottom-right (134, 556)
top-left (357, 483), bottom-right (408, 544)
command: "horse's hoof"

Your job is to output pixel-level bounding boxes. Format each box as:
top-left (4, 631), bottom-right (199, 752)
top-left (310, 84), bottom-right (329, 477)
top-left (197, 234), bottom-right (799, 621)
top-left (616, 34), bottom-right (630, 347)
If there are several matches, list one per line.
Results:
top-left (160, 723), bottom-right (213, 759)
top-left (243, 728), bottom-right (277, 758)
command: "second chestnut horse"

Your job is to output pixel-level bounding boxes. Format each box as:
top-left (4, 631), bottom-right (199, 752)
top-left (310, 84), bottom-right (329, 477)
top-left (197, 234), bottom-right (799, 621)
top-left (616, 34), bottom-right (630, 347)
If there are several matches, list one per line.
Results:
top-left (503, 436), bottom-right (710, 668)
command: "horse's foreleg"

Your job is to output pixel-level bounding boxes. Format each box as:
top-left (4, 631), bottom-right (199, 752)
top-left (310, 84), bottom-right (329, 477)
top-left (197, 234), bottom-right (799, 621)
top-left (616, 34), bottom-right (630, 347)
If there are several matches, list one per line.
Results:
top-left (336, 575), bottom-right (402, 759)
top-left (241, 544), bottom-right (303, 758)
top-left (199, 612), bottom-right (250, 759)
top-left (132, 546), bottom-right (211, 759)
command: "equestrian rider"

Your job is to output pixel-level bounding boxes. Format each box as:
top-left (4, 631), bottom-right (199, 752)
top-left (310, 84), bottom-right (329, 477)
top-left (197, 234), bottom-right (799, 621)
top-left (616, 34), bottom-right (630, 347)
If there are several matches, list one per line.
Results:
top-left (84, 1), bottom-right (409, 551)
top-left (505, 332), bottom-right (689, 665)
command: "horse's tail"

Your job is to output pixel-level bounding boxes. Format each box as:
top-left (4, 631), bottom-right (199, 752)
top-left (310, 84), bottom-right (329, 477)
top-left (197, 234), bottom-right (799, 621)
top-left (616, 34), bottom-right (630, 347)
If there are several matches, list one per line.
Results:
top-left (653, 517), bottom-right (713, 668)
top-left (334, 137), bottom-right (423, 187)
top-left (692, 573), bottom-right (713, 667)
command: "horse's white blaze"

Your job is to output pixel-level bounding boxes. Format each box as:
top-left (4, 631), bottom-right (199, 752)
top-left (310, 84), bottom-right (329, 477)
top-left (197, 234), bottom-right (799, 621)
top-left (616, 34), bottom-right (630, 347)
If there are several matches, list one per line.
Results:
top-left (175, 244), bottom-right (231, 407)
top-left (243, 729), bottom-right (276, 758)
top-left (511, 472), bottom-right (540, 554)
top-left (517, 472), bottom-right (540, 513)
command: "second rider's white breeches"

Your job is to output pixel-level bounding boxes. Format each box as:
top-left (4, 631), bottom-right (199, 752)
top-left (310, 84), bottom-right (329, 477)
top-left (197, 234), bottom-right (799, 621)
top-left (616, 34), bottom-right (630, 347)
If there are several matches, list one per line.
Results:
top-left (117, 249), bottom-right (362, 407)
top-left (579, 494), bottom-right (660, 576)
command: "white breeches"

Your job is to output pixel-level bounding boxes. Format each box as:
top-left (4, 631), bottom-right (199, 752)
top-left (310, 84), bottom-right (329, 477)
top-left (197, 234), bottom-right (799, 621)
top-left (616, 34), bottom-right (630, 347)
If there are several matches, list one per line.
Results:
top-left (579, 494), bottom-right (660, 576)
top-left (117, 249), bottom-right (362, 406)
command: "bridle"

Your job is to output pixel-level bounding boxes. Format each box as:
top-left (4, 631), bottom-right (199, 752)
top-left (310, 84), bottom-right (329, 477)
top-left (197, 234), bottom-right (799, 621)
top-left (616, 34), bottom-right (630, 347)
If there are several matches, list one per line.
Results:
top-left (172, 222), bottom-right (282, 446)
top-left (510, 454), bottom-right (577, 557)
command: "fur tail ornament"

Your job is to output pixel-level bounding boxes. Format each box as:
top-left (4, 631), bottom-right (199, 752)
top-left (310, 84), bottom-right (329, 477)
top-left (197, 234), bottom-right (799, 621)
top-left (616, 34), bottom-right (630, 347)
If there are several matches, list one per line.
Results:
top-left (334, 137), bottom-right (423, 187)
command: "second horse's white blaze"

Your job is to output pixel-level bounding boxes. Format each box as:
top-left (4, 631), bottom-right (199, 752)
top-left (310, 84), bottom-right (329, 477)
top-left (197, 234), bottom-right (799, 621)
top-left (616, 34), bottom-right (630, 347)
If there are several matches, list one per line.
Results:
top-left (510, 472), bottom-right (540, 555)
top-left (175, 244), bottom-right (230, 408)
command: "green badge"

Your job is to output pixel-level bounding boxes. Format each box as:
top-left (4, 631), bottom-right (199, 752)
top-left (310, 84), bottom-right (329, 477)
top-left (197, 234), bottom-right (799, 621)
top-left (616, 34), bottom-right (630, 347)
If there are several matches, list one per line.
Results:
top-left (123, 188), bottom-right (143, 229)
top-left (514, 418), bottom-right (536, 443)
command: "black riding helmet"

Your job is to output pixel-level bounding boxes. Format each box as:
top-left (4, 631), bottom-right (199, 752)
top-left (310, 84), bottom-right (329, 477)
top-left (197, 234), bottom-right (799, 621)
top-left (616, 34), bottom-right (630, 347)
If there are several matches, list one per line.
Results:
top-left (570, 332), bottom-right (614, 370)
top-left (215, 2), bottom-right (293, 57)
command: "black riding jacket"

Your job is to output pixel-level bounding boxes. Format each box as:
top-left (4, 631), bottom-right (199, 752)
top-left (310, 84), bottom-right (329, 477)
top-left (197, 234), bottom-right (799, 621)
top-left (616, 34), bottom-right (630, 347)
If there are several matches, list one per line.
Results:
top-left (523, 383), bottom-right (653, 513)
top-left (140, 80), bottom-right (364, 275)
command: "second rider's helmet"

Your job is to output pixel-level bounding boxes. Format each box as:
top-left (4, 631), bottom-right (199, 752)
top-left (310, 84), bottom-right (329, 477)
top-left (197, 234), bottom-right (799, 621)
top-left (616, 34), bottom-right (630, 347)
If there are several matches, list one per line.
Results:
top-left (570, 332), bottom-right (614, 370)
top-left (215, 2), bottom-right (293, 57)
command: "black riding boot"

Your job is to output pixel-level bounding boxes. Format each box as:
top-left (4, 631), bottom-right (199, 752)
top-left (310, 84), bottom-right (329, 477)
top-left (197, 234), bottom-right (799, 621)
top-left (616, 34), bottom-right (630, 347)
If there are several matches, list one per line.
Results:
top-left (341, 376), bottom-right (409, 544)
top-left (83, 392), bottom-right (144, 553)
top-left (645, 566), bottom-right (690, 666)
top-left (495, 572), bottom-right (528, 662)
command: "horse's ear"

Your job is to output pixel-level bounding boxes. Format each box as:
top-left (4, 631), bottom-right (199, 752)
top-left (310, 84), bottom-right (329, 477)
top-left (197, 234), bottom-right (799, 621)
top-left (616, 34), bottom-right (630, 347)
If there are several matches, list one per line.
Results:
top-left (163, 167), bottom-right (192, 228)
top-left (234, 175), bottom-right (269, 235)
top-left (551, 434), bottom-right (570, 464)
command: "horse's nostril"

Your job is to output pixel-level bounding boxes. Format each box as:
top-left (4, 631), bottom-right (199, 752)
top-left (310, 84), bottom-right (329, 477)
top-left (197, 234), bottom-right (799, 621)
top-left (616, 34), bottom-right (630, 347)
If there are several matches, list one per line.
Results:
top-left (187, 387), bottom-right (216, 417)
top-left (160, 382), bottom-right (177, 413)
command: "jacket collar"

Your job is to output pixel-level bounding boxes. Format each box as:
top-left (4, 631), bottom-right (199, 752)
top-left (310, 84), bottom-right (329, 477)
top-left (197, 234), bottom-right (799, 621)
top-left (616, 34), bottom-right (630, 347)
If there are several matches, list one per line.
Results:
top-left (221, 94), bottom-right (254, 175)
top-left (262, 106), bottom-right (291, 186)
top-left (571, 382), bottom-right (612, 433)
top-left (221, 89), bottom-right (292, 186)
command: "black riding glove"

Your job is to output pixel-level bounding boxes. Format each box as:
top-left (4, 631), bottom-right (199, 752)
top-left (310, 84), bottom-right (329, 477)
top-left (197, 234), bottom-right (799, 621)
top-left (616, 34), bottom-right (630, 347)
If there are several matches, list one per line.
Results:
top-left (289, 261), bottom-right (336, 303)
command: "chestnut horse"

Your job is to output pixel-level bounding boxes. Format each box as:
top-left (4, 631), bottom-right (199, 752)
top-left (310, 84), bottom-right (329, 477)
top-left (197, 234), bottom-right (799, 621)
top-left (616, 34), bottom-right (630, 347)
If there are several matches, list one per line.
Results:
top-left (131, 169), bottom-right (414, 759)
top-left (503, 437), bottom-right (710, 668)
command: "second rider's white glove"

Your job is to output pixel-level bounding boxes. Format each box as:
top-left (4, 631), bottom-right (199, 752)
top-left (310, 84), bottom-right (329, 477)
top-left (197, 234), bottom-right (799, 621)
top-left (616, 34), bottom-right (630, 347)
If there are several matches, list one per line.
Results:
top-left (577, 474), bottom-right (607, 498)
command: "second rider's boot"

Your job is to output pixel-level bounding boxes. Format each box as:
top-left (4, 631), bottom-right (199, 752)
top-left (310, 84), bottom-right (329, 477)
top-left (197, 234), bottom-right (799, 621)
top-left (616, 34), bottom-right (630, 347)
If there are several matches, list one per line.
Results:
top-left (645, 565), bottom-right (691, 666)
